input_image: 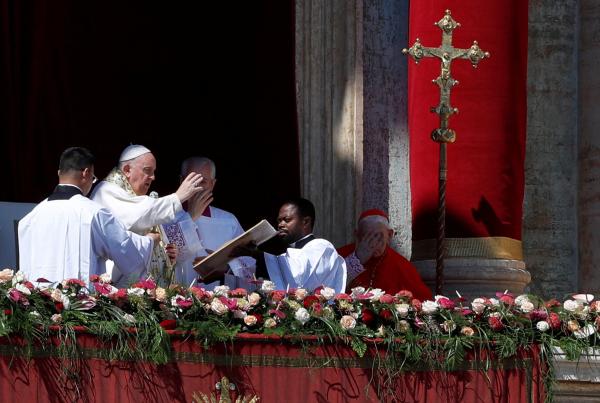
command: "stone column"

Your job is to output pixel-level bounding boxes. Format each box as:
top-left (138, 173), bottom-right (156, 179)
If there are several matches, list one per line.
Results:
top-left (295, 0), bottom-right (363, 247)
top-left (579, 0), bottom-right (600, 296)
top-left (524, 1), bottom-right (579, 298)
top-left (295, 0), bottom-right (412, 255)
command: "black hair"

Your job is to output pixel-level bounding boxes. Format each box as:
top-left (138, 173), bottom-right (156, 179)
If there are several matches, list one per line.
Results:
top-left (59, 147), bottom-right (95, 173)
top-left (283, 197), bottom-right (316, 228)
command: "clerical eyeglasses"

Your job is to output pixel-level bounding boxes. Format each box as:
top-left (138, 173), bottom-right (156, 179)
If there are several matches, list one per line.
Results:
top-left (92, 175), bottom-right (98, 184)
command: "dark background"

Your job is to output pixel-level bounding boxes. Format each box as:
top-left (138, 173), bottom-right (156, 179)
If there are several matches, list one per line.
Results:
top-left (0, 1), bottom-right (299, 229)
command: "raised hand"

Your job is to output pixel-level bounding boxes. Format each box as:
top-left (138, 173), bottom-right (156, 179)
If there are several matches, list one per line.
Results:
top-left (355, 230), bottom-right (384, 264)
top-left (175, 172), bottom-right (204, 203)
top-left (188, 188), bottom-right (214, 220)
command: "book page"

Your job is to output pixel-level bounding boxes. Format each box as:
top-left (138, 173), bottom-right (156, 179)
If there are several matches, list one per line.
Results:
top-left (193, 220), bottom-right (277, 276)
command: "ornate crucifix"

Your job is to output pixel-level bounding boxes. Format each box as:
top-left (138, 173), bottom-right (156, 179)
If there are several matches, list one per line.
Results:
top-left (403, 10), bottom-right (490, 294)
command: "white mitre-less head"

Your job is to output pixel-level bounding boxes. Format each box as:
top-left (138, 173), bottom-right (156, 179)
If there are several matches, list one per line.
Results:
top-left (119, 144), bottom-right (151, 162)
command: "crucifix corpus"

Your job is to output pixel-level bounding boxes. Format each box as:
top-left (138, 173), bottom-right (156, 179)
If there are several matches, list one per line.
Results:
top-left (403, 10), bottom-right (490, 295)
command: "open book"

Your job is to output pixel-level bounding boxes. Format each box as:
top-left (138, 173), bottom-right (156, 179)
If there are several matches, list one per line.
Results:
top-left (193, 219), bottom-right (288, 278)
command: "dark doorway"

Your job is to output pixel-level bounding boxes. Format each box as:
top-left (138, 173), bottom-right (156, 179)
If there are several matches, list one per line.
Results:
top-left (0, 1), bottom-right (299, 229)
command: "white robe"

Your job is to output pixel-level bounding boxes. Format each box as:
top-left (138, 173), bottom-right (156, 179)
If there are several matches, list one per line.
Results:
top-left (18, 195), bottom-right (153, 286)
top-left (91, 181), bottom-right (182, 233)
top-left (172, 206), bottom-right (256, 289)
top-left (91, 181), bottom-right (183, 286)
top-left (264, 238), bottom-right (347, 293)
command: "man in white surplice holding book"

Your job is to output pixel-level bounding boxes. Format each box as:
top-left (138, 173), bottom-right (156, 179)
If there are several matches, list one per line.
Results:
top-left (165, 157), bottom-right (255, 289)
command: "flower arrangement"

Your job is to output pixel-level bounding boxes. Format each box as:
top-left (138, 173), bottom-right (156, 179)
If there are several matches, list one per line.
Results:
top-left (0, 267), bottom-right (598, 401)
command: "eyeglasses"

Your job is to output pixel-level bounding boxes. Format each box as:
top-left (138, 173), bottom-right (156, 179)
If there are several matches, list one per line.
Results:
top-left (92, 175), bottom-right (98, 184)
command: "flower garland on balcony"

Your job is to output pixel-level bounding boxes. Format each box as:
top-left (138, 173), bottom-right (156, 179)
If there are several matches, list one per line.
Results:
top-left (0, 268), bottom-right (598, 401)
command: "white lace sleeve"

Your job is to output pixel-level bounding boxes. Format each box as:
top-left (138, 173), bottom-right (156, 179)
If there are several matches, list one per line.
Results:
top-left (345, 251), bottom-right (365, 283)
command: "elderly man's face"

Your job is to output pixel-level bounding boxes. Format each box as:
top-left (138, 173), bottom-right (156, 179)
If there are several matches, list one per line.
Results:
top-left (357, 220), bottom-right (393, 257)
top-left (124, 153), bottom-right (156, 196)
top-left (187, 163), bottom-right (216, 193)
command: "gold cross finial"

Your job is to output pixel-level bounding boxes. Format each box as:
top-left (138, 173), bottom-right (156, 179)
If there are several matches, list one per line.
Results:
top-left (403, 10), bottom-right (490, 143)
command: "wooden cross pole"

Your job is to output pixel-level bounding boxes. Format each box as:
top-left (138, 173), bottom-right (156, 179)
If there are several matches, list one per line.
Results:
top-left (402, 10), bottom-right (490, 295)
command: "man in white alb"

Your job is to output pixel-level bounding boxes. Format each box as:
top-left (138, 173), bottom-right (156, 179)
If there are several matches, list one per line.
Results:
top-left (91, 144), bottom-right (203, 286)
top-left (18, 147), bottom-right (157, 286)
top-left (170, 157), bottom-right (255, 289)
top-left (255, 198), bottom-right (347, 293)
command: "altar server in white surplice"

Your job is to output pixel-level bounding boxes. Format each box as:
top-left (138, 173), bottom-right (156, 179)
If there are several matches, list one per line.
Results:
top-left (170, 157), bottom-right (255, 289)
top-left (18, 147), bottom-right (157, 286)
top-left (90, 144), bottom-right (204, 287)
top-left (257, 198), bottom-right (347, 294)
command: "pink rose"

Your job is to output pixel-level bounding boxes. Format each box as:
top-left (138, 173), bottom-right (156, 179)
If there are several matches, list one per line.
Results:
top-left (379, 294), bottom-right (395, 304)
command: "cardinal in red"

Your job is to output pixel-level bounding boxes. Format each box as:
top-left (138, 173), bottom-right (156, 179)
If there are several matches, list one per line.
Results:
top-left (338, 209), bottom-right (432, 301)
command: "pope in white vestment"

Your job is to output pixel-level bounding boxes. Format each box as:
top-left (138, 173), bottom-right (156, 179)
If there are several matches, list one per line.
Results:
top-left (90, 145), bottom-right (203, 287)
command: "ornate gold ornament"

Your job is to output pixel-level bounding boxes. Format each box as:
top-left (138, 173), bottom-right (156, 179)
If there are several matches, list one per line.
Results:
top-left (192, 376), bottom-right (260, 403)
top-left (402, 9), bottom-right (490, 144)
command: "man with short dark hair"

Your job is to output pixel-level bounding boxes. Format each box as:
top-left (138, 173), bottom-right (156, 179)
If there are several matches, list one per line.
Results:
top-left (261, 198), bottom-right (347, 293)
top-left (18, 147), bottom-right (158, 285)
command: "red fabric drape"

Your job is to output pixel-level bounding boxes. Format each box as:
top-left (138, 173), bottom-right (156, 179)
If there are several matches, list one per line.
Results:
top-left (409, 1), bottom-right (528, 240)
top-left (0, 333), bottom-right (545, 403)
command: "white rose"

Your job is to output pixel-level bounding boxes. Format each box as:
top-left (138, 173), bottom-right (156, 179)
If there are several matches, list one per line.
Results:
top-left (339, 315), bottom-right (356, 330)
top-left (244, 315), bottom-right (258, 326)
top-left (421, 300), bottom-right (438, 315)
top-left (261, 281), bottom-right (276, 292)
top-left (155, 287), bottom-right (167, 302)
top-left (12, 272), bottom-right (25, 285)
top-left (213, 285), bottom-right (230, 296)
top-left (471, 298), bottom-right (486, 314)
top-left (99, 273), bottom-right (112, 283)
top-left (233, 310), bottom-right (248, 319)
top-left (210, 298), bottom-right (229, 315)
top-left (0, 268), bottom-right (14, 283)
top-left (369, 289), bottom-right (385, 302)
top-left (536, 321), bottom-right (550, 332)
top-left (51, 314), bottom-right (62, 323)
top-left (563, 300), bottom-right (580, 312)
top-left (247, 292), bottom-right (261, 306)
top-left (127, 287), bottom-right (145, 297)
top-left (515, 295), bottom-right (530, 306)
top-left (520, 301), bottom-right (535, 313)
top-left (264, 318), bottom-right (277, 328)
top-left (294, 288), bottom-right (307, 300)
top-left (295, 307), bottom-right (310, 324)
top-left (395, 303), bottom-right (410, 318)
top-left (15, 283), bottom-right (31, 296)
top-left (320, 287), bottom-right (336, 301)
top-left (489, 298), bottom-right (500, 307)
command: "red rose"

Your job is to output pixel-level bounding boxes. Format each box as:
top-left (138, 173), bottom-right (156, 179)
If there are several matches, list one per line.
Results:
top-left (362, 308), bottom-right (376, 325)
top-left (335, 293), bottom-right (352, 301)
top-left (499, 295), bottom-right (515, 306)
top-left (159, 319), bottom-right (177, 330)
top-left (89, 274), bottom-right (100, 283)
top-left (379, 309), bottom-right (393, 321)
top-left (230, 288), bottom-right (247, 297)
top-left (437, 297), bottom-right (455, 310)
top-left (271, 290), bottom-right (286, 302)
top-left (303, 295), bottom-right (319, 308)
top-left (488, 316), bottom-right (504, 331)
top-left (547, 312), bottom-right (561, 330)
top-left (3, 309), bottom-right (11, 315)
top-left (545, 299), bottom-right (561, 308)
top-left (379, 294), bottom-right (395, 304)
top-left (54, 302), bottom-right (64, 313)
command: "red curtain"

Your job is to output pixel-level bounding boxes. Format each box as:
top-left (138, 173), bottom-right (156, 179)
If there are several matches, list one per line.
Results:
top-left (409, 1), bottom-right (528, 241)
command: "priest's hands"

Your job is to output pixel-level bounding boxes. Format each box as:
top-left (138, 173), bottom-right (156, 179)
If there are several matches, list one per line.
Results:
top-left (176, 172), bottom-right (204, 203)
top-left (166, 243), bottom-right (178, 264)
top-left (146, 232), bottom-right (161, 244)
top-left (355, 230), bottom-right (385, 264)
top-left (188, 189), bottom-right (214, 220)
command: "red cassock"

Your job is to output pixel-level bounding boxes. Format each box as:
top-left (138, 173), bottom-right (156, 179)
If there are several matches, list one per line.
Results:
top-left (338, 244), bottom-right (433, 301)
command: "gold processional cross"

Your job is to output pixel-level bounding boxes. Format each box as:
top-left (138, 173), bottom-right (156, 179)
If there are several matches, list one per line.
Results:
top-left (403, 10), bottom-right (489, 294)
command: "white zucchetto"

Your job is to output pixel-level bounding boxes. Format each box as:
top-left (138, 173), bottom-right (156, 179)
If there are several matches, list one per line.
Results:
top-left (119, 145), bottom-right (151, 162)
